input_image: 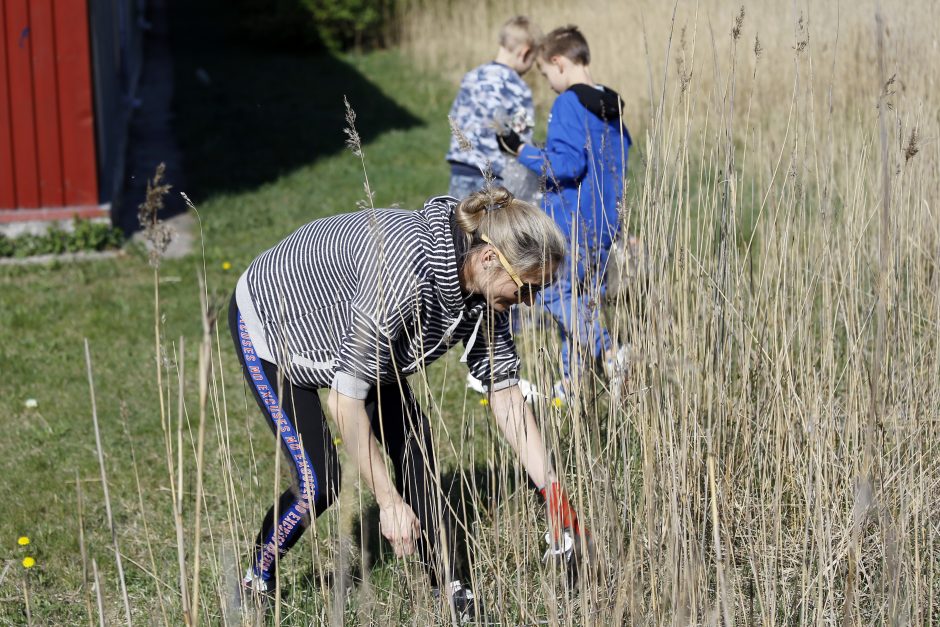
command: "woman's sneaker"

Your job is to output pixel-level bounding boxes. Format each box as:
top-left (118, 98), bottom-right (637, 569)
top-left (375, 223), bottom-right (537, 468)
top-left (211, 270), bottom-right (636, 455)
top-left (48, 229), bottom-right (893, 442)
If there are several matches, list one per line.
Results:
top-left (239, 569), bottom-right (275, 611)
top-left (435, 580), bottom-right (479, 624)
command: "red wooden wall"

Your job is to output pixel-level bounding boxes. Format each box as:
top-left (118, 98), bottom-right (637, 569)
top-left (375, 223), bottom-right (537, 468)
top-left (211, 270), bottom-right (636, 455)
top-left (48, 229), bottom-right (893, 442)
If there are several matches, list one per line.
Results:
top-left (1, 0), bottom-right (99, 212)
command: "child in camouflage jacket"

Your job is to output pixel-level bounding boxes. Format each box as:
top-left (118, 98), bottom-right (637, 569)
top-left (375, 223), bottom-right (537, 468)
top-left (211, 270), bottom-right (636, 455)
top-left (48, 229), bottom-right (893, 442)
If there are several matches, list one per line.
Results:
top-left (445, 16), bottom-right (541, 200)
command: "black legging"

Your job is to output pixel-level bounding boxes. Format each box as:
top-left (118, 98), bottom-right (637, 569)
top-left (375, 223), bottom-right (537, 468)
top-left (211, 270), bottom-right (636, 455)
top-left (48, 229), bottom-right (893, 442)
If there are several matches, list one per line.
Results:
top-left (228, 295), bottom-right (455, 587)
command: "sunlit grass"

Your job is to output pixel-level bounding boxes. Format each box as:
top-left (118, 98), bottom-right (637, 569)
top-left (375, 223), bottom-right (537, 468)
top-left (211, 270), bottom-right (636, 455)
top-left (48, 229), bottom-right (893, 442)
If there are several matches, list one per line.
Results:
top-left (2, 0), bottom-right (939, 624)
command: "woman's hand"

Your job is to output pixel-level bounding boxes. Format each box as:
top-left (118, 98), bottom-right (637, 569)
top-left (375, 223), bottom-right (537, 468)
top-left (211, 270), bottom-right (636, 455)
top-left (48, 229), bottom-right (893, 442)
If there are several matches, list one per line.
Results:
top-left (379, 500), bottom-right (421, 557)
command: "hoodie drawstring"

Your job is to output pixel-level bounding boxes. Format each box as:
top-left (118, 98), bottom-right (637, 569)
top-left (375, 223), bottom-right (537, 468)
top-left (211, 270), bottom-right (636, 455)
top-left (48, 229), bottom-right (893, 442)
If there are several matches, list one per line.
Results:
top-left (460, 314), bottom-right (484, 364)
top-left (405, 310), bottom-right (466, 371)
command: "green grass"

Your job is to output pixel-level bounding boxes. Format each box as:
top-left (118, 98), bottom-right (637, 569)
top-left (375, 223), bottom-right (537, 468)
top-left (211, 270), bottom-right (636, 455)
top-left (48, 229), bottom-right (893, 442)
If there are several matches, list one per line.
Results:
top-left (0, 218), bottom-right (124, 258)
top-left (0, 20), bottom-right (477, 622)
top-left (1, 6), bottom-right (596, 621)
top-left (0, 32), bottom-right (779, 624)
top-left (5, 1), bottom-right (936, 624)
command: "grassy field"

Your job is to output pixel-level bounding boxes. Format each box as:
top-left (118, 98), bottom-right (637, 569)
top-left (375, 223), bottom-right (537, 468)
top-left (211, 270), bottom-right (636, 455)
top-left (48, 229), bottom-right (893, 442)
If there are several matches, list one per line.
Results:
top-left (0, 4), bottom-right (470, 623)
top-left (2, 0), bottom-right (939, 625)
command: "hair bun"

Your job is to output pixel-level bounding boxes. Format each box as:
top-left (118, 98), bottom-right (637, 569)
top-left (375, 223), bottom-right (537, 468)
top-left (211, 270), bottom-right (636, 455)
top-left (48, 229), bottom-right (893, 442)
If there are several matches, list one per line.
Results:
top-left (455, 186), bottom-right (516, 234)
top-left (483, 186), bottom-right (515, 212)
top-left (451, 185), bottom-right (566, 282)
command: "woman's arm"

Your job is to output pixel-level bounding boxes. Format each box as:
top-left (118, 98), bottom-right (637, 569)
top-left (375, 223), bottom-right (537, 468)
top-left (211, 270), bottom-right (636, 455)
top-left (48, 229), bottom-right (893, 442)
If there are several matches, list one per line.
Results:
top-left (489, 385), bottom-right (585, 539)
top-left (487, 385), bottom-right (557, 489)
top-left (327, 389), bottom-right (419, 557)
top-left (489, 385), bottom-right (591, 586)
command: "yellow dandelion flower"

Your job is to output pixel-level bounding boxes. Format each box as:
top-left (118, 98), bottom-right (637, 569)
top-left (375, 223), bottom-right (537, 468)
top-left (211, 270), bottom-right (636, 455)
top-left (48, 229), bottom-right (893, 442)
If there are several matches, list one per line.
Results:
top-left (333, 437), bottom-right (343, 446)
top-left (479, 398), bottom-right (489, 406)
top-left (17, 536), bottom-right (30, 546)
top-left (552, 397), bottom-right (564, 409)
top-left (222, 261), bottom-right (232, 271)
top-left (22, 557), bottom-right (35, 569)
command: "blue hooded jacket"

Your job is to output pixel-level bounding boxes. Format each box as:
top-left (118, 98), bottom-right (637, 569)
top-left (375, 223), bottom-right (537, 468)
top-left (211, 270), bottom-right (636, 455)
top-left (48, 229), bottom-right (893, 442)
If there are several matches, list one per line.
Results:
top-left (518, 85), bottom-right (631, 258)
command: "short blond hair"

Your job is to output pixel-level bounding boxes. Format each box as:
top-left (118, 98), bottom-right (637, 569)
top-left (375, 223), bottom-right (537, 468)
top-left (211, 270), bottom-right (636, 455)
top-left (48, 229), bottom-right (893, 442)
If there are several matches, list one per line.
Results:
top-left (498, 16), bottom-right (542, 53)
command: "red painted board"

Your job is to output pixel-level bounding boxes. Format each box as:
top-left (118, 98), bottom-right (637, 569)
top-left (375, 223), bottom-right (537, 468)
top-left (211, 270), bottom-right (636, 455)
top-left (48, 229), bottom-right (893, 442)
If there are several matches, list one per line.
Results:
top-left (5, 0), bottom-right (40, 208)
top-left (30, 0), bottom-right (64, 208)
top-left (0, 204), bottom-right (107, 223)
top-left (54, 0), bottom-right (96, 206)
top-left (0, 6), bottom-right (17, 209)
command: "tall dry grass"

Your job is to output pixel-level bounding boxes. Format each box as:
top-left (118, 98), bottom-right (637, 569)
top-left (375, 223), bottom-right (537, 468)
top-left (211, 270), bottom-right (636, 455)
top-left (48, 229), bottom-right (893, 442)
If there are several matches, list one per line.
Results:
top-left (67, 1), bottom-right (940, 625)
top-left (399, 0), bottom-right (940, 624)
top-left (401, 0), bottom-right (939, 124)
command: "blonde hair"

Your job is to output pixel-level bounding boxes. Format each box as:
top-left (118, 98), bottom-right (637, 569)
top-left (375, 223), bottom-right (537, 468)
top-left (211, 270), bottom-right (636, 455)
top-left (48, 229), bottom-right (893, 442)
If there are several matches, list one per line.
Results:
top-left (498, 16), bottom-right (542, 53)
top-left (455, 187), bottom-right (565, 282)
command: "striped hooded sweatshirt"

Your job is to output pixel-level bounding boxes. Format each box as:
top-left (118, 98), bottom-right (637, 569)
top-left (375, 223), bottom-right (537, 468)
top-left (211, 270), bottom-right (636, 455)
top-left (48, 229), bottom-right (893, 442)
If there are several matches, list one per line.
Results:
top-left (235, 195), bottom-right (520, 400)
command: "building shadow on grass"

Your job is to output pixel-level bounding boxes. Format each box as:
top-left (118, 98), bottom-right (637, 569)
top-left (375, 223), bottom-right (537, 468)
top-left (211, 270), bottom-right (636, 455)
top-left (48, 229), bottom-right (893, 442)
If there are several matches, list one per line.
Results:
top-left (167, 0), bottom-right (422, 202)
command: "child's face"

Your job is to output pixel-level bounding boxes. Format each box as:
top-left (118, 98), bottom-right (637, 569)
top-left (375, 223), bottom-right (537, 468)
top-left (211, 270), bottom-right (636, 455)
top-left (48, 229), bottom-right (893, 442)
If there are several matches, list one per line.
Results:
top-left (537, 56), bottom-right (568, 94)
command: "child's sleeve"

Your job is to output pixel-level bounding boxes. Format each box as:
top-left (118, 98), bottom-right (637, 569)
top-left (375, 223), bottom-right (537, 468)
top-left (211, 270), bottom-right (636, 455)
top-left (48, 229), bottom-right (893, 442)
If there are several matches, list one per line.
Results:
top-left (502, 74), bottom-right (535, 142)
top-left (517, 94), bottom-right (587, 183)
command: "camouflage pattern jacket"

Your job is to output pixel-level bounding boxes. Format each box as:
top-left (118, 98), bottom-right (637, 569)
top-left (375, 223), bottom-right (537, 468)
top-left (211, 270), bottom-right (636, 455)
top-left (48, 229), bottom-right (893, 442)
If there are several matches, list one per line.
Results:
top-left (445, 62), bottom-right (534, 178)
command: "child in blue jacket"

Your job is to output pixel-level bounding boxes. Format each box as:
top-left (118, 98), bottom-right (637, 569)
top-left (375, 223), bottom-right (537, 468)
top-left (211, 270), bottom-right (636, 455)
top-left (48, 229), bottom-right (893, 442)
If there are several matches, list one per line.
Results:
top-left (498, 25), bottom-right (632, 390)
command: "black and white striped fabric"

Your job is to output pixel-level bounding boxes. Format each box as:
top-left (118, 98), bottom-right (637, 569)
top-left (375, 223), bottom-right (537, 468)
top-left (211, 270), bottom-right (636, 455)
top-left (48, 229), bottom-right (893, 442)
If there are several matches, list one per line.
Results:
top-left (238, 195), bottom-right (520, 399)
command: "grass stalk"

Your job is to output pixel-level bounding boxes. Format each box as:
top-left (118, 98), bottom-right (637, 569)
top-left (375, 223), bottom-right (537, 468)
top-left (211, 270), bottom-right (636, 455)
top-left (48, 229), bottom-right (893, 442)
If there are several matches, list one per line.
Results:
top-left (75, 472), bottom-right (94, 627)
top-left (84, 339), bottom-right (133, 625)
top-left (190, 273), bottom-right (213, 624)
top-left (168, 334), bottom-right (192, 625)
top-left (122, 408), bottom-right (171, 627)
top-left (91, 558), bottom-right (105, 627)
top-left (22, 569), bottom-right (31, 626)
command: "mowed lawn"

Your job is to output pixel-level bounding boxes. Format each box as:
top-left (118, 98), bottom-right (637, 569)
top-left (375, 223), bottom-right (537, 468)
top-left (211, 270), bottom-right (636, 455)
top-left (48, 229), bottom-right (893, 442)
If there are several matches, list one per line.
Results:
top-left (0, 9), bottom-right (497, 622)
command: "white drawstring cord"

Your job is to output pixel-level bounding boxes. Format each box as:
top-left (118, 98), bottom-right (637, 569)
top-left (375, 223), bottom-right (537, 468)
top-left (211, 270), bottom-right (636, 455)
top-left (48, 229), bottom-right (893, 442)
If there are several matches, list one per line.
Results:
top-left (405, 310), bottom-right (465, 371)
top-left (459, 314), bottom-right (484, 363)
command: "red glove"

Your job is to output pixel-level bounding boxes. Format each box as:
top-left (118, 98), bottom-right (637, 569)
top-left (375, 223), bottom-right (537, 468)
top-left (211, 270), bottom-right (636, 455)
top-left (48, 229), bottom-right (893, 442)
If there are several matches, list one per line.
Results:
top-left (540, 482), bottom-right (582, 537)
top-left (541, 482), bottom-right (596, 588)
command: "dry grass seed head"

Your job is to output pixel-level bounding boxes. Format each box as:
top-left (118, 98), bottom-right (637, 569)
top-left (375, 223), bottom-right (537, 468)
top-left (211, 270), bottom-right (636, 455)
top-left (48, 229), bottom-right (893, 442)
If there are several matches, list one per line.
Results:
top-left (903, 128), bottom-right (919, 162)
top-left (732, 6), bottom-right (745, 41)
top-left (343, 95), bottom-right (362, 157)
top-left (137, 162), bottom-right (173, 268)
top-left (449, 115), bottom-right (473, 153)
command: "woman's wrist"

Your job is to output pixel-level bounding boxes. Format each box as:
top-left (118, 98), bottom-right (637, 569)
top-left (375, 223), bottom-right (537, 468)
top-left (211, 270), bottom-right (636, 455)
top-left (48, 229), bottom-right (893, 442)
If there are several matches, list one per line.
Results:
top-left (375, 488), bottom-right (404, 510)
top-left (354, 443), bottom-right (401, 510)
